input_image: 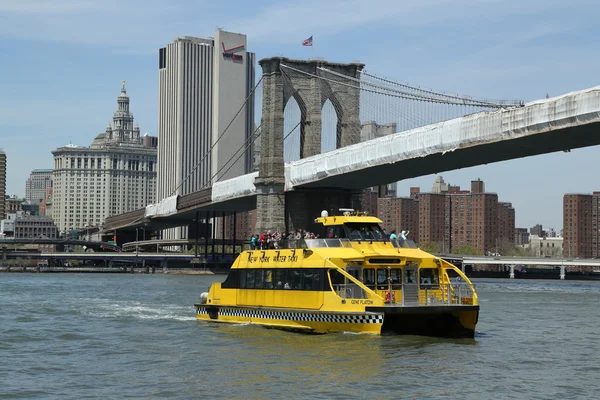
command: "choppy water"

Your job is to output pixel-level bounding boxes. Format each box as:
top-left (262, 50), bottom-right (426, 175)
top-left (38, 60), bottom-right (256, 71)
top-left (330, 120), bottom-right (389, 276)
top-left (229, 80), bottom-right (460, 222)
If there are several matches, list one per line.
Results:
top-left (1, 275), bottom-right (600, 399)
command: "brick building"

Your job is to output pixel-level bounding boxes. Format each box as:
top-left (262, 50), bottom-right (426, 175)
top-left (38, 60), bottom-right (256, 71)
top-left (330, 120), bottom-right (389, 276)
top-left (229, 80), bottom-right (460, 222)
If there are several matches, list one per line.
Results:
top-left (406, 178), bottom-right (514, 254)
top-left (497, 202), bottom-right (516, 246)
top-left (563, 193), bottom-right (594, 258)
top-left (377, 196), bottom-right (419, 238)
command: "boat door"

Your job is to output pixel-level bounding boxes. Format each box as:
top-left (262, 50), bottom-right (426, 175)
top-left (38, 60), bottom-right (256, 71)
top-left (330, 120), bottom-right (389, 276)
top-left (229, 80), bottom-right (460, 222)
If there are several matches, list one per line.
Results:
top-left (403, 264), bottom-right (419, 304)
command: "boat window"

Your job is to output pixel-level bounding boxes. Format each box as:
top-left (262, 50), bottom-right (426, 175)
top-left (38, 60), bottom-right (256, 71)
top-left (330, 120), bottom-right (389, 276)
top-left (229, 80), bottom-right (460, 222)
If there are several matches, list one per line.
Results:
top-left (254, 269), bottom-right (264, 289)
top-left (273, 269), bottom-right (286, 289)
top-left (377, 268), bottom-right (388, 290)
top-left (328, 269), bottom-right (368, 299)
top-left (235, 268), bottom-right (327, 291)
top-left (239, 270), bottom-right (247, 289)
top-left (420, 268), bottom-right (440, 289)
top-left (264, 269), bottom-right (273, 289)
top-left (221, 270), bottom-right (239, 289)
top-left (344, 223), bottom-right (385, 241)
top-left (363, 268), bottom-right (375, 288)
top-left (325, 226), bottom-right (345, 239)
top-left (246, 270), bottom-right (255, 289)
top-left (292, 270), bottom-right (303, 289)
top-left (404, 269), bottom-right (416, 284)
top-left (390, 269), bottom-right (401, 284)
top-left (303, 269), bottom-right (315, 290)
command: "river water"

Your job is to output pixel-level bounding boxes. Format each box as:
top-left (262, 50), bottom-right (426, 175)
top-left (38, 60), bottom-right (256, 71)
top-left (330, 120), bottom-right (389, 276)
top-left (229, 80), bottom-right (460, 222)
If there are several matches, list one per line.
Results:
top-left (1, 274), bottom-right (599, 399)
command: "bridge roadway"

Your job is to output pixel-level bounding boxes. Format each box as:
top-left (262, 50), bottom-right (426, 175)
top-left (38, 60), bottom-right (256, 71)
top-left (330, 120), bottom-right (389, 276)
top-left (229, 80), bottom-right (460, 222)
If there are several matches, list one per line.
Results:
top-left (440, 255), bottom-right (600, 267)
top-left (0, 238), bottom-right (119, 251)
top-left (105, 85), bottom-right (600, 233)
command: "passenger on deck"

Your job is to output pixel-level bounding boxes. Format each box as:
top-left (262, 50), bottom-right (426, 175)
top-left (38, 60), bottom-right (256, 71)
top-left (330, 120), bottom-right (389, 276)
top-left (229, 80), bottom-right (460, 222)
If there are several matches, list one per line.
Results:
top-left (400, 230), bottom-right (410, 240)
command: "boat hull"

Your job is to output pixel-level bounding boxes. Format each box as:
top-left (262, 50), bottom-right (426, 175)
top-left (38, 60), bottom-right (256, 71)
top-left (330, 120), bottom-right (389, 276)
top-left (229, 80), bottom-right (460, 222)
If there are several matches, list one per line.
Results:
top-left (195, 304), bottom-right (479, 337)
top-left (196, 305), bottom-right (383, 335)
top-left (371, 305), bottom-right (479, 338)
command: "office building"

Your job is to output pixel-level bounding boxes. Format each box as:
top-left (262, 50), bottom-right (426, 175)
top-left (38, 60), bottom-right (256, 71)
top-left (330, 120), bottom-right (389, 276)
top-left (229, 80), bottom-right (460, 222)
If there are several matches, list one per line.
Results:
top-left (52, 82), bottom-right (157, 233)
top-left (157, 30), bottom-right (255, 200)
top-left (0, 150), bottom-right (5, 220)
top-left (25, 169), bottom-right (53, 204)
top-left (157, 30), bottom-right (255, 239)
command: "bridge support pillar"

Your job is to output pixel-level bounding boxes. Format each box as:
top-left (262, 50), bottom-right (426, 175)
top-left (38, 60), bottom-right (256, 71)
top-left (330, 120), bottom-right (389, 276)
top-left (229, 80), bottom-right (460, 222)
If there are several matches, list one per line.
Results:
top-left (509, 264), bottom-right (515, 279)
top-left (285, 189), bottom-right (363, 232)
top-left (560, 265), bottom-right (566, 280)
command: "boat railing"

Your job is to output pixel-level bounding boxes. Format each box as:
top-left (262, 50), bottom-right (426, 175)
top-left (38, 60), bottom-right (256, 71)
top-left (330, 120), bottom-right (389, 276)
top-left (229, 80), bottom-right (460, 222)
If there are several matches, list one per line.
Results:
top-left (332, 283), bottom-right (368, 299)
top-left (390, 239), bottom-right (418, 249)
top-left (386, 283), bottom-right (476, 306)
top-left (278, 238), bottom-right (353, 249)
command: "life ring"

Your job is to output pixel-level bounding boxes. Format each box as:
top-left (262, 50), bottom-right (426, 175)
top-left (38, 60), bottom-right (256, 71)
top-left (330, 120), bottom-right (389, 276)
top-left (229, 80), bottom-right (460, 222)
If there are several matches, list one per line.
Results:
top-left (384, 291), bottom-right (396, 303)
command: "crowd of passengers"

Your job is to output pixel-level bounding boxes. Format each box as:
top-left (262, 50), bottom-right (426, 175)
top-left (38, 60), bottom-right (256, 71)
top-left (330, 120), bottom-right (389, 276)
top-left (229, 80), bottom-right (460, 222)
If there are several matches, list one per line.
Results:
top-left (249, 228), bottom-right (411, 250)
top-left (250, 229), bottom-right (320, 250)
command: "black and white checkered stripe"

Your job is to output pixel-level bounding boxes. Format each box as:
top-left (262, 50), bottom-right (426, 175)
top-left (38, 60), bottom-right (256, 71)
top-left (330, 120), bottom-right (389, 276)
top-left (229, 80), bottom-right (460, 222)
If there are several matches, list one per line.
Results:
top-left (196, 307), bottom-right (383, 324)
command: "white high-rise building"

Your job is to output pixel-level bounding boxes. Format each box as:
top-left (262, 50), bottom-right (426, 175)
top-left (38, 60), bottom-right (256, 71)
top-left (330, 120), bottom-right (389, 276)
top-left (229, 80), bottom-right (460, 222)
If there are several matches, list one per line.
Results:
top-left (157, 30), bottom-right (255, 200)
top-left (157, 30), bottom-right (255, 238)
top-left (25, 169), bottom-right (53, 203)
top-left (51, 82), bottom-right (157, 233)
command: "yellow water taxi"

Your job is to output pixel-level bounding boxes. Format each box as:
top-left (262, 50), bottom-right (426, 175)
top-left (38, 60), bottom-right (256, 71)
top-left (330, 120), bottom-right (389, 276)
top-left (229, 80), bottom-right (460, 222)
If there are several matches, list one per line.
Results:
top-left (195, 210), bottom-right (479, 338)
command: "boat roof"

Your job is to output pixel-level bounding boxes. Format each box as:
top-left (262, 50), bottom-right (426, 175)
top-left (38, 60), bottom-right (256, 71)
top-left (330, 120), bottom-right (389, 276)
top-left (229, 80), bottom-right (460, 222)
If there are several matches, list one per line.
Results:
top-left (315, 215), bottom-right (383, 226)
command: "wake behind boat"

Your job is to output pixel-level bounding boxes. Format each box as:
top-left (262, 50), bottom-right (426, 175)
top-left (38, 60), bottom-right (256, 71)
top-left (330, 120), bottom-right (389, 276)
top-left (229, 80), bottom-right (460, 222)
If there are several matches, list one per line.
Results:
top-left (195, 210), bottom-right (479, 338)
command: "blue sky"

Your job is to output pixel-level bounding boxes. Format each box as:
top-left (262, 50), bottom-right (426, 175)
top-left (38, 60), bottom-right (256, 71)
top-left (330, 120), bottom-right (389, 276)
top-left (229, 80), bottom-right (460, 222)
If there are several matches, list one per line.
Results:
top-left (0, 0), bottom-right (598, 230)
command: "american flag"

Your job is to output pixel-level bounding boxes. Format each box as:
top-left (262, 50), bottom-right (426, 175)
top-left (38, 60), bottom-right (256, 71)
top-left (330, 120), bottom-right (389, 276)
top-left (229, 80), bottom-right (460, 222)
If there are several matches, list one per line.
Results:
top-left (302, 36), bottom-right (313, 46)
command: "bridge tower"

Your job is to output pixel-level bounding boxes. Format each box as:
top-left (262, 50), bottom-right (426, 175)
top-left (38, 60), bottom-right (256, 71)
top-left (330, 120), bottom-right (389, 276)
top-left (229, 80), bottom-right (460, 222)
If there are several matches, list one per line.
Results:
top-left (255, 57), bottom-right (364, 233)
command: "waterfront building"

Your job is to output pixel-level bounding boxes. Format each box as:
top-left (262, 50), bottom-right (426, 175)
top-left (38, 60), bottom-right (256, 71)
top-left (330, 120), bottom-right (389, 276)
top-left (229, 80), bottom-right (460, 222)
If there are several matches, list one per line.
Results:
top-left (408, 178), bottom-right (514, 254)
top-left (52, 82), bottom-right (157, 233)
top-left (25, 169), bottom-right (53, 204)
top-left (0, 150), bottom-right (5, 220)
top-left (13, 215), bottom-right (59, 239)
top-left (528, 235), bottom-right (563, 257)
top-left (563, 193), bottom-right (595, 258)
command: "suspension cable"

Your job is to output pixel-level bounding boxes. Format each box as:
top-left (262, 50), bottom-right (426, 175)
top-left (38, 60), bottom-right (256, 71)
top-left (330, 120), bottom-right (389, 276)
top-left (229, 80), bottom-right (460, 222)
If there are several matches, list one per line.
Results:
top-left (169, 76), bottom-right (263, 196)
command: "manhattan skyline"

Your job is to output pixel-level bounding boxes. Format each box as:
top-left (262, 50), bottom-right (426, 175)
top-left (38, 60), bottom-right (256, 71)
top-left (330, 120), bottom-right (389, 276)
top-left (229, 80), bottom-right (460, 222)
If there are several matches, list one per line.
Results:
top-left (1, 0), bottom-right (599, 230)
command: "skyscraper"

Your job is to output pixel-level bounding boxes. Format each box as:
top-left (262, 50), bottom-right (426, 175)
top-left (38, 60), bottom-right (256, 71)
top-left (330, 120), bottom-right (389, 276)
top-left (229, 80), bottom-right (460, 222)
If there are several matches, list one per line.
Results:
top-left (0, 150), bottom-right (6, 220)
top-left (52, 82), bottom-right (157, 233)
top-left (157, 30), bottom-right (255, 202)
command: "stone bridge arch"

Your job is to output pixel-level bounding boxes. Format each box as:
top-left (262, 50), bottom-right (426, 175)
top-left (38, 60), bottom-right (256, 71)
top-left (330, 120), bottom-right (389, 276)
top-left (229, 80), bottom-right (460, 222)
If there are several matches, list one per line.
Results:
top-left (255, 57), bottom-right (364, 233)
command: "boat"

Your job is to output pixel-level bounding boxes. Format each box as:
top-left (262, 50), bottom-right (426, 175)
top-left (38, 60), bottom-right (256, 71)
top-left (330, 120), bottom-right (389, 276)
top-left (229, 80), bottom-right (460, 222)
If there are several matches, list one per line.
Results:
top-left (195, 210), bottom-right (479, 338)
